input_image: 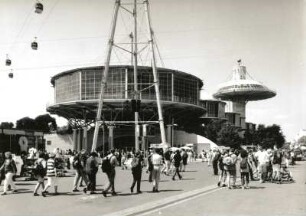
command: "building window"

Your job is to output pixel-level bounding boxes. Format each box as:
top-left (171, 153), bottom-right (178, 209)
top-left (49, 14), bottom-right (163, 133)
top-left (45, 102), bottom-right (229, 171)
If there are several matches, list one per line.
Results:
top-left (55, 72), bottom-right (80, 103)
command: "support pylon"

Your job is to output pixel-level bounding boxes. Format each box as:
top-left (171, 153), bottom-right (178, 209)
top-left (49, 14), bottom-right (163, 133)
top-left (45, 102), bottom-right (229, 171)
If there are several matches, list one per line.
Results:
top-left (91, 0), bottom-right (167, 152)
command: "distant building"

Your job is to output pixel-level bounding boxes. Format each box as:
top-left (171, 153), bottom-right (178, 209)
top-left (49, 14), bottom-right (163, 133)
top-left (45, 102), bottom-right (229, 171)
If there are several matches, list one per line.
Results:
top-left (0, 129), bottom-right (44, 154)
top-left (213, 60), bottom-right (276, 129)
top-left (47, 65), bottom-right (205, 151)
top-left (46, 61), bottom-right (276, 151)
top-left (199, 99), bottom-right (227, 124)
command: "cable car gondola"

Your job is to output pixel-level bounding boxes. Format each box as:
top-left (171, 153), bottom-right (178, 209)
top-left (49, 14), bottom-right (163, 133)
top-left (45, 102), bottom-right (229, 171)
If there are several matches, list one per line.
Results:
top-left (5, 54), bottom-right (11, 66)
top-left (8, 70), bottom-right (13, 78)
top-left (31, 37), bottom-right (38, 50)
top-left (35, 2), bottom-right (44, 14)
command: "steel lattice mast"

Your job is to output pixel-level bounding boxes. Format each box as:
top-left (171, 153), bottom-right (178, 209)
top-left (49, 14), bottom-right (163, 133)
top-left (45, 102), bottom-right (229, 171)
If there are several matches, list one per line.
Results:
top-left (91, 0), bottom-right (167, 152)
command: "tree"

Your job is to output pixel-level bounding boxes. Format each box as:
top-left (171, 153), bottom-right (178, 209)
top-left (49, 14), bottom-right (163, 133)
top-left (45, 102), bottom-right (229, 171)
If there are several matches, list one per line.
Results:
top-left (242, 128), bottom-right (256, 146)
top-left (16, 117), bottom-right (36, 130)
top-left (16, 114), bottom-right (57, 133)
top-left (203, 119), bottom-right (224, 143)
top-left (217, 125), bottom-right (242, 149)
top-left (253, 124), bottom-right (285, 149)
top-left (34, 114), bottom-right (57, 133)
top-left (0, 122), bottom-right (14, 129)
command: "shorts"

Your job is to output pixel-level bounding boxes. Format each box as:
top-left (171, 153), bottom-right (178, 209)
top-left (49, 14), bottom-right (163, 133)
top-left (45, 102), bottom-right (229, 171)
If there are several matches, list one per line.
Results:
top-left (36, 175), bottom-right (45, 183)
top-left (47, 176), bottom-right (58, 186)
top-left (151, 166), bottom-right (161, 181)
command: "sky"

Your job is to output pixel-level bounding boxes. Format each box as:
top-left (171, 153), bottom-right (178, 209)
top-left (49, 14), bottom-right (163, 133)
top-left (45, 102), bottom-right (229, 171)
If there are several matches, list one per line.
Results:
top-left (0, 0), bottom-right (305, 142)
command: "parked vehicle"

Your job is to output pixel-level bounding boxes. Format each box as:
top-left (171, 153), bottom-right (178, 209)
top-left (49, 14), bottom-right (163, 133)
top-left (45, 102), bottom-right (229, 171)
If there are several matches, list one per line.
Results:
top-left (294, 148), bottom-right (303, 161)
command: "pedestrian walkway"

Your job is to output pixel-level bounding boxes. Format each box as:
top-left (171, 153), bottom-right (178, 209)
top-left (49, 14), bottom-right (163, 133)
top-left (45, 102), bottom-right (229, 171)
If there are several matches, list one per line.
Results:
top-left (0, 161), bottom-right (305, 216)
top-left (142, 161), bottom-right (306, 216)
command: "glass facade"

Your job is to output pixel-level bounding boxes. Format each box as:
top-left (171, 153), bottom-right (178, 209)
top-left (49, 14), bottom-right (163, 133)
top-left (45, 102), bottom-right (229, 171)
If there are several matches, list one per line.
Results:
top-left (81, 69), bottom-right (100, 100)
top-left (173, 76), bottom-right (198, 105)
top-left (53, 66), bottom-right (201, 106)
top-left (137, 69), bottom-right (172, 101)
top-left (225, 113), bottom-right (241, 127)
top-left (201, 100), bottom-right (226, 118)
top-left (81, 68), bottom-right (126, 100)
top-left (55, 72), bottom-right (80, 103)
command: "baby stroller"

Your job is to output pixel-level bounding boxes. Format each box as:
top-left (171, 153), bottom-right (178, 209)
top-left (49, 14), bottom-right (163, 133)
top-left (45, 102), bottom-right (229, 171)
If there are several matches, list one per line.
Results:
top-left (279, 165), bottom-right (294, 183)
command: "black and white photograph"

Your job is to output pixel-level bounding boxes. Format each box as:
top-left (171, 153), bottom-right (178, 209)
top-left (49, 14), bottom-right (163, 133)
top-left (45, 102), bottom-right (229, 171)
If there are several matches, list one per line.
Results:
top-left (0, 0), bottom-right (305, 215)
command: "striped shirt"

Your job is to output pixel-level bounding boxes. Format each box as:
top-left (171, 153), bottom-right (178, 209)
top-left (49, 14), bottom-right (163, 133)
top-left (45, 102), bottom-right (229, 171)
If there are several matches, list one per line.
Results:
top-left (46, 158), bottom-right (55, 176)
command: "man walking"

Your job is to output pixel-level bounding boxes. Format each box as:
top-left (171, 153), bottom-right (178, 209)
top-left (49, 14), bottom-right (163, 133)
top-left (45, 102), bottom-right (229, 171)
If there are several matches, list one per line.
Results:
top-left (151, 148), bottom-right (163, 192)
top-left (146, 149), bottom-right (153, 182)
top-left (102, 149), bottom-right (118, 197)
top-left (255, 146), bottom-right (269, 183)
top-left (84, 152), bottom-right (99, 194)
top-left (73, 150), bottom-right (89, 192)
top-left (172, 150), bottom-right (182, 180)
top-left (130, 151), bottom-right (143, 193)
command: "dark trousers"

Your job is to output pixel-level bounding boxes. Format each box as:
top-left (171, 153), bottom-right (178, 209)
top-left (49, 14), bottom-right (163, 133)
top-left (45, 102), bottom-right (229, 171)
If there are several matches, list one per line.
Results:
top-left (212, 160), bottom-right (218, 175)
top-left (249, 167), bottom-right (254, 180)
top-left (87, 172), bottom-right (97, 192)
top-left (104, 170), bottom-right (116, 193)
top-left (148, 171), bottom-right (152, 182)
top-left (241, 172), bottom-right (250, 186)
top-left (131, 170), bottom-right (142, 192)
top-left (173, 167), bottom-right (182, 180)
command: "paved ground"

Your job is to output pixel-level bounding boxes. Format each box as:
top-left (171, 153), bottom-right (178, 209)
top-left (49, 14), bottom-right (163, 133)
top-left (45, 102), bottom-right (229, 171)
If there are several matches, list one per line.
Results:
top-left (1, 160), bottom-right (305, 216)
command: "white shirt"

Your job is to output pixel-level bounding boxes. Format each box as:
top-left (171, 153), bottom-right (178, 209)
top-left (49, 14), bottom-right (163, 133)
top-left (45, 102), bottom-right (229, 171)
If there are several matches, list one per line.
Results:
top-left (255, 150), bottom-right (269, 164)
top-left (151, 153), bottom-right (163, 166)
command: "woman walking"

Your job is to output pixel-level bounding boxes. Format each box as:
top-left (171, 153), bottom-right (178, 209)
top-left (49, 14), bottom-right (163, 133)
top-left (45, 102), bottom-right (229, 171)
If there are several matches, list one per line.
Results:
top-left (42, 153), bottom-right (58, 196)
top-left (33, 152), bottom-right (47, 196)
top-left (0, 152), bottom-right (17, 195)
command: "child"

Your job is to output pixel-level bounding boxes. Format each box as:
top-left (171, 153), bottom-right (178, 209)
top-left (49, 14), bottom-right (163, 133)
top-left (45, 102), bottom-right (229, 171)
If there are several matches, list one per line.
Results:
top-left (240, 150), bottom-right (250, 189)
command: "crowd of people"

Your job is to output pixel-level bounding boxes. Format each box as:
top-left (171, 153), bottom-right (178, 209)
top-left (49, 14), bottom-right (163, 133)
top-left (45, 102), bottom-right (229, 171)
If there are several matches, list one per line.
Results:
top-left (0, 146), bottom-right (194, 197)
top-left (0, 144), bottom-right (297, 196)
top-left (199, 145), bottom-right (295, 189)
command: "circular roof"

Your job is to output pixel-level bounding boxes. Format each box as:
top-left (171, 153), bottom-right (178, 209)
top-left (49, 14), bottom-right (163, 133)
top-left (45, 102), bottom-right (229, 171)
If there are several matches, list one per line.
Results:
top-left (50, 65), bottom-right (203, 88)
top-left (47, 99), bottom-right (205, 122)
top-left (213, 79), bottom-right (276, 101)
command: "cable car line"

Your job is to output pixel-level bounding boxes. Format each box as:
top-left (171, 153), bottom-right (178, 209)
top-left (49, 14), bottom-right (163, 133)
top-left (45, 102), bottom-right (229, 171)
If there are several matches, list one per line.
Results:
top-left (9, 3), bottom-right (34, 52)
top-left (36, 0), bottom-right (61, 36)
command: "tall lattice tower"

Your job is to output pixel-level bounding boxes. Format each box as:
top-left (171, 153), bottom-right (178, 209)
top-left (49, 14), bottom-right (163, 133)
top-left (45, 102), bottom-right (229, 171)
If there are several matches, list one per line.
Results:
top-left (91, 0), bottom-right (167, 151)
